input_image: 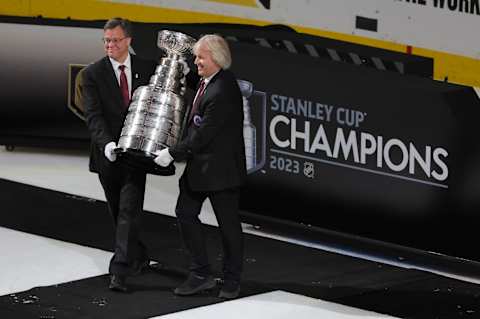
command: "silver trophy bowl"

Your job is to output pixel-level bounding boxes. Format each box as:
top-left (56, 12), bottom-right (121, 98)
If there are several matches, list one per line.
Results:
top-left (115, 30), bottom-right (196, 175)
top-left (157, 30), bottom-right (197, 57)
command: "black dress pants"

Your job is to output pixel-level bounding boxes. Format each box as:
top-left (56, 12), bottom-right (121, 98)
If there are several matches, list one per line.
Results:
top-left (99, 165), bottom-right (147, 276)
top-left (175, 177), bottom-right (244, 282)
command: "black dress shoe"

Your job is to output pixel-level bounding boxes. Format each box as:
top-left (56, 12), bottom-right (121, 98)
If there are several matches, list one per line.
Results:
top-left (132, 259), bottom-right (150, 276)
top-left (109, 275), bottom-right (128, 293)
top-left (218, 281), bottom-right (240, 299)
top-left (173, 273), bottom-right (216, 296)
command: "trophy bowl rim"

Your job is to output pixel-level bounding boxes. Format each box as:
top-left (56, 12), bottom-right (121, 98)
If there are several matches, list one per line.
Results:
top-left (157, 29), bottom-right (197, 55)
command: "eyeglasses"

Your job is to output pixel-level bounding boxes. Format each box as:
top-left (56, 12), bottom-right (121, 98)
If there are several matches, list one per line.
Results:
top-left (102, 37), bottom-right (128, 44)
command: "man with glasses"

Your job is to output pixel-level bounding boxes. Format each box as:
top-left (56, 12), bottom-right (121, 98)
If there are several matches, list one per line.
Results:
top-left (83, 17), bottom-right (156, 292)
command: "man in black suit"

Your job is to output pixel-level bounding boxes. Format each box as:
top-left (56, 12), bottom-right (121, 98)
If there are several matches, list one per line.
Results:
top-left (154, 34), bottom-right (246, 299)
top-left (83, 18), bottom-right (156, 292)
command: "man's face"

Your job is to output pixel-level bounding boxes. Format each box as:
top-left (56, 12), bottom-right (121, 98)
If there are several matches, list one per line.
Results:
top-left (103, 26), bottom-right (131, 63)
top-left (194, 43), bottom-right (220, 78)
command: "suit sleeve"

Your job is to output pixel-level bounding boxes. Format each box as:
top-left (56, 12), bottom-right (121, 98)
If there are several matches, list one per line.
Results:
top-left (83, 65), bottom-right (114, 151)
top-left (170, 82), bottom-right (236, 161)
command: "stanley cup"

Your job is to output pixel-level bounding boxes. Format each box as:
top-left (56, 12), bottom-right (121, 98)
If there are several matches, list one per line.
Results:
top-left (237, 79), bottom-right (257, 173)
top-left (115, 30), bottom-right (196, 175)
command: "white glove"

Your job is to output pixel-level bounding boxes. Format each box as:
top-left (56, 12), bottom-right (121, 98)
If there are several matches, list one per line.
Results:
top-left (178, 59), bottom-right (190, 75)
top-left (154, 148), bottom-right (173, 167)
top-left (104, 141), bottom-right (117, 162)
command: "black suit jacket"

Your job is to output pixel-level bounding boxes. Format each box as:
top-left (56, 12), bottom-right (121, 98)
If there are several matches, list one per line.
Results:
top-left (170, 69), bottom-right (246, 192)
top-left (83, 55), bottom-right (156, 174)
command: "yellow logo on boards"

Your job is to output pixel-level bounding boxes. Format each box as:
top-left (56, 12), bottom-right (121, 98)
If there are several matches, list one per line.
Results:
top-left (205, 0), bottom-right (270, 9)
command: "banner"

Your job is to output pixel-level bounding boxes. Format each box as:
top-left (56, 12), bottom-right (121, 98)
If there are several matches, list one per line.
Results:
top-left (229, 42), bottom-right (480, 257)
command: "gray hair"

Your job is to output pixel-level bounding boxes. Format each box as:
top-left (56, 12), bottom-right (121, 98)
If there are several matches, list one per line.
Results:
top-left (104, 17), bottom-right (132, 38)
top-left (194, 34), bottom-right (232, 70)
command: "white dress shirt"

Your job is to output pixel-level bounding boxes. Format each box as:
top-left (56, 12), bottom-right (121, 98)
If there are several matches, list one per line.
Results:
top-left (109, 54), bottom-right (132, 98)
top-left (193, 70), bottom-right (220, 105)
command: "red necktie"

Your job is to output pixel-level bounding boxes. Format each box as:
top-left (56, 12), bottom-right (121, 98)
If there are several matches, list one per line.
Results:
top-left (118, 65), bottom-right (129, 108)
top-left (189, 80), bottom-right (206, 122)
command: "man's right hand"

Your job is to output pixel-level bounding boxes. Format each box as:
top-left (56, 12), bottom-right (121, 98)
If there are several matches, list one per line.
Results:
top-left (104, 141), bottom-right (117, 162)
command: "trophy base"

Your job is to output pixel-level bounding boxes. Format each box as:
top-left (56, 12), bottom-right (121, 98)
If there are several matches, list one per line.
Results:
top-left (115, 148), bottom-right (175, 176)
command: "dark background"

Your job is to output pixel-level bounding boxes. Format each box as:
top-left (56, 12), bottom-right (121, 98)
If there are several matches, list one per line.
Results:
top-left (1, 16), bottom-right (479, 261)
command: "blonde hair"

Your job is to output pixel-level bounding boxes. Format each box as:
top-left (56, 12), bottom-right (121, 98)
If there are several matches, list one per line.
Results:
top-left (194, 34), bottom-right (232, 69)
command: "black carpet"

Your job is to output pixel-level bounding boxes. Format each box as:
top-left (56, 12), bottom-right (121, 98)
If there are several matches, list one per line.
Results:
top-left (1, 178), bottom-right (480, 318)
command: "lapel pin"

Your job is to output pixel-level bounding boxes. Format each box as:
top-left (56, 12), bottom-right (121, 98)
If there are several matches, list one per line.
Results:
top-left (135, 73), bottom-right (139, 79)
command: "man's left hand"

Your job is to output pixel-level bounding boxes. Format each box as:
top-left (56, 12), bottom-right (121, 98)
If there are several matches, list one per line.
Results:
top-left (154, 148), bottom-right (174, 167)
